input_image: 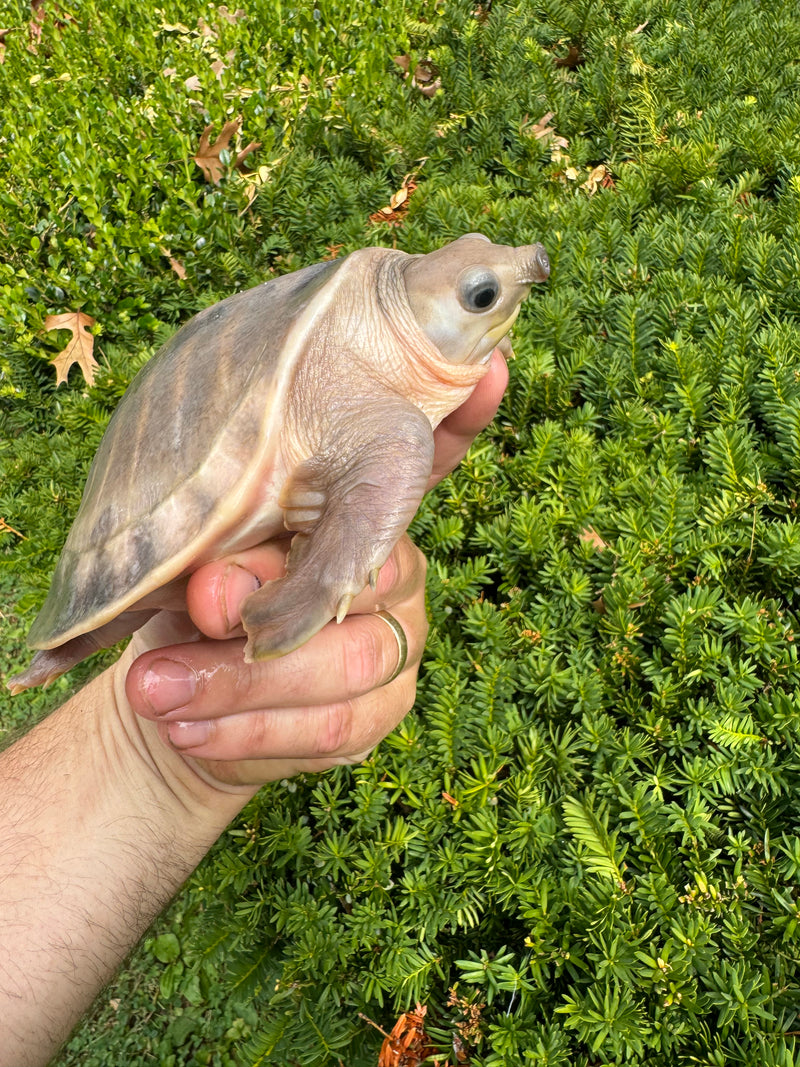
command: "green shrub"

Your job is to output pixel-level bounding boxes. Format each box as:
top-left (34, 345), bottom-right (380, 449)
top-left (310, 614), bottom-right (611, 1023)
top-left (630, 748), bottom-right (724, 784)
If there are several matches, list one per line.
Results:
top-left (4, 0), bottom-right (800, 1063)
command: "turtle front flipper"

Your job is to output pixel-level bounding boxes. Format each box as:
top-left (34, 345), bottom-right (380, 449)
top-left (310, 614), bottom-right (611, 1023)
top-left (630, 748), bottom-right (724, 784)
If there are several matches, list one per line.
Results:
top-left (240, 403), bottom-right (435, 661)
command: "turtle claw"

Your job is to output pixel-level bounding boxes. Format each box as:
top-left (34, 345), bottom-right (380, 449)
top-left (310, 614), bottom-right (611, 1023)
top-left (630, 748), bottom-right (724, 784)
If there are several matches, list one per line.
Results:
top-left (369, 567), bottom-right (380, 591)
top-left (336, 593), bottom-right (354, 624)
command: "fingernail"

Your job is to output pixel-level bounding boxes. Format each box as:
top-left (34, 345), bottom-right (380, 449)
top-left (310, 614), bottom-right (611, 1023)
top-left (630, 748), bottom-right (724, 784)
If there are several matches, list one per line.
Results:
top-left (167, 720), bottom-right (212, 750)
top-left (143, 659), bottom-right (197, 715)
top-left (222, 564), bottom-right (261, 633)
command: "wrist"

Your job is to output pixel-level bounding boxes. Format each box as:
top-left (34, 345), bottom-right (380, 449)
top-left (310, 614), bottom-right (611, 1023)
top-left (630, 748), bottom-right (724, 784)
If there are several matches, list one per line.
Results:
top-left (0, 662), bottom-right (258, 1067)
top-left (104, 656), bottom-right (262, 832)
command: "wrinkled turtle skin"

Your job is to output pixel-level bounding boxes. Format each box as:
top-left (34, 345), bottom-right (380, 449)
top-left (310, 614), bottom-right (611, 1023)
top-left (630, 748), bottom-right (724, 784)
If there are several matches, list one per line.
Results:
top-left (9, 234), bottom-right (549, 693)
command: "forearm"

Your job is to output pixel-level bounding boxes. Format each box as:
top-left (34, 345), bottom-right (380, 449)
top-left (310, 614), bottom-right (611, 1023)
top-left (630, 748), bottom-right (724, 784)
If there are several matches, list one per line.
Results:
top-left (0, 664), bottom-right (257, 1067)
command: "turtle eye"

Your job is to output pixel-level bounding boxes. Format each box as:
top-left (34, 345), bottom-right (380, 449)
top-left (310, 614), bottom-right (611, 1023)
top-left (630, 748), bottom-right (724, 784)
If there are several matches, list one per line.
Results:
top-left (457, 267), bottom-right (501, 312)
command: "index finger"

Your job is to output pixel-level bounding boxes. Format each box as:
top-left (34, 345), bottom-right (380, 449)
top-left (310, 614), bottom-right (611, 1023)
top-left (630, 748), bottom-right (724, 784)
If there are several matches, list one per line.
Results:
top-left (185, 534), bottom-right (423, 640)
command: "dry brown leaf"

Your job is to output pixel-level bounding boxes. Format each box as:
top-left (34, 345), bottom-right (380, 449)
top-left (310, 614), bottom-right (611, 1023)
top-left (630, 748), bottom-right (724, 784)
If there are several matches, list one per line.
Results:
top-left (581, 163), bottom-right (609, 196)
top-left (28, 0), bottom-right (44, 51)
top-left (196, 16), bottom-right (215, 39)
top-left (184, 74), bottom-right (202, 92)
top-left (193, 118), bottom-right (260, 183)
top-left (412, 59), bottom-right (441, 97)
top-left (218, 6), bottom-right (246, 24)
top-left (44, 311), bottom-right (98, 386)
top-left (368, 175), bottom-right (418, 226)
top-left (160, 246), bottom-right (187, 280)
top-left (393, 55), bottom-right (442, 98)
top-left (378, 1003), bottom-right (438, 1067)
top-left (592, 595), bottom-right (607, 615)
top-left (554, 43), bottom-right (584, 68)
top-left (210, 58), bottom-right (226, 80)
top-left (0, 27), bottom-right (10, 63)
top-left (27, 0), bottom-right (72, 53)
top-left (522, 112), bottom-right (569, 149)
top-left (579, 526), bottom-right (609, 552)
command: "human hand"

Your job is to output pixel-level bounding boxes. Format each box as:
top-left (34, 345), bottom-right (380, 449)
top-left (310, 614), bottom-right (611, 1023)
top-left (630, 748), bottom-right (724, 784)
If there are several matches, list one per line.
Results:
top-left (123, 348), bottom-right (509, 788)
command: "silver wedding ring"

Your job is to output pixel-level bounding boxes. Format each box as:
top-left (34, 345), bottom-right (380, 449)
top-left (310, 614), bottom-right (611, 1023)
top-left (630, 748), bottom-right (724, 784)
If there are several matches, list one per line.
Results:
top-left (374, 610), bottom-right (409, 685)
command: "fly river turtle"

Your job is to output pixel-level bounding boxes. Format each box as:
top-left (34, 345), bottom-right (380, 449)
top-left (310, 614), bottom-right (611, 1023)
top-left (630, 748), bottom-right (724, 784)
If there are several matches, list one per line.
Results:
top-left (9, 234), bottom-right (549, 693)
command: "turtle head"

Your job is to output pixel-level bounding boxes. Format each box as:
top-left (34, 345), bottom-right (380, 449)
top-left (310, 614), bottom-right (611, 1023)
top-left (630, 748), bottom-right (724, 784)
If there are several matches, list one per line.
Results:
top-left (402, 233), bottom-right (550, 364)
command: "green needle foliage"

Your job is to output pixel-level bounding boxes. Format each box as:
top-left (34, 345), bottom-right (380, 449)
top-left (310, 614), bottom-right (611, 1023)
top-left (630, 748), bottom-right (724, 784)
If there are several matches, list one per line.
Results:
top-left (4, 0), bottom-right (800, 1063)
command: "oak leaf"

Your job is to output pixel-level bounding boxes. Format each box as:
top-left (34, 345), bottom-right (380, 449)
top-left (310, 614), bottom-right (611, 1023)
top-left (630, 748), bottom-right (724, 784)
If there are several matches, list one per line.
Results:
top-left (44, 311), bottom-right (98, 386)
top-left (193, 118), bottom-right (260, 184)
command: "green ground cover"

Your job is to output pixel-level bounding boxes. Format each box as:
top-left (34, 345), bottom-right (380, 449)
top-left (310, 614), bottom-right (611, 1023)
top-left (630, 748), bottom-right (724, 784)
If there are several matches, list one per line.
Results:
top-left (4, 0), bottom-right (800, 1063)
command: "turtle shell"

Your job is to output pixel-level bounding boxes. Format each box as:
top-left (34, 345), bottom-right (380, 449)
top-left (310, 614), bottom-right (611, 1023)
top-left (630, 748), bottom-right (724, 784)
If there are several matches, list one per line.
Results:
top-left (28, 258), bottom-right (342, 650)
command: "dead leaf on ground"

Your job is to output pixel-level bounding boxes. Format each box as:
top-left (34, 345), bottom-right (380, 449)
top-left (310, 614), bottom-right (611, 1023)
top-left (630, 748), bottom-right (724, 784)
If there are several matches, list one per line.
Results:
top-left (0, 27), bottom-right (11, 63)
top-left (554, 43), bottom-right (584, 68)
top-left (184, 74), bottom-right (202, 92)
top-left (193, 118), bottom-right (260, 183)
top-left (217, 6), bottom-right (246, 24)
top-left (378, 1003), bottom-right (438, 1067)
top-left (393, 55), bottom-right (442, 98)
top-left (521, 112), bottom-right (569, 150)
top-left (44, 311), bottom-right (98, 386)
top-left (581, 163), bottom-right (611, 195)
top-left (160, 246), bottom-right (187, 279)
top-left (196, 16), bottom-right (215, 39)
top-left (580, 526), bottom-right (609, 552)
top-left (27, 0), bottom-right (72, 53)
top-left (369, 173), bottom-right (419, 226)
top-left (28, 0), bottom-right (44, 51)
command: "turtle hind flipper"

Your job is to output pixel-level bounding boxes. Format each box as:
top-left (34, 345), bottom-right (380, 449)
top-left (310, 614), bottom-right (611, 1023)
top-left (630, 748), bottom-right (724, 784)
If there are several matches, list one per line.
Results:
top-left (7, 639), bottom-right (101, 694)
top-left (8, 609), bottom-right (158, 694)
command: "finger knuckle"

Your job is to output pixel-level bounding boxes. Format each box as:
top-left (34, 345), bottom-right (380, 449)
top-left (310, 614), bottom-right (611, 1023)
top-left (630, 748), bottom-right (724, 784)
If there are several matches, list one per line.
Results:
top-left (342, 624), bottom-right (388, 692)
top-left (315, 700), bottom-right (354, 754)
top-left (395, 672), bottom-right (419, 716)
top-left (396, 536), bottom-right (427, 588)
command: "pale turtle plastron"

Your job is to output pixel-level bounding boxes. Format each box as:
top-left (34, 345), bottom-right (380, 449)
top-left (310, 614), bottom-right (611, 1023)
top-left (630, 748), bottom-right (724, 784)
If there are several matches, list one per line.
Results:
top-left (8, 234), bottom-right (549, 694)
